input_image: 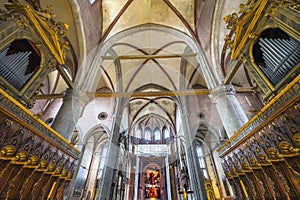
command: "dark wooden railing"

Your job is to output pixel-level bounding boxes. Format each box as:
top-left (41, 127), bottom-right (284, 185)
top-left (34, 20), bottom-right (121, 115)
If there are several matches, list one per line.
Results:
top-left (0, 88), bottom-right (79, 200)
top-left (218, 74), bottom-right (300, 199)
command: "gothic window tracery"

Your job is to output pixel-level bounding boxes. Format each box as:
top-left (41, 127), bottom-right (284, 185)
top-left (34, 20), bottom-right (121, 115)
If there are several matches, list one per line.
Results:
top-left (132, 125), bottom-right (174, 145)
top-left (154, 128), bottom-right (161, 143)
top-left (196, 144), bottom-right (209, 179)
top-left (144, 128), bottom-right (152, 143)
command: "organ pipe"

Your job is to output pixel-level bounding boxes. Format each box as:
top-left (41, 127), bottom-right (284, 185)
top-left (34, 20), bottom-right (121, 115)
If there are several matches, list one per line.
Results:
top-left (258, 37), bottom-right (300, 85)
top-left (0, 46), bottom-right (33, 90)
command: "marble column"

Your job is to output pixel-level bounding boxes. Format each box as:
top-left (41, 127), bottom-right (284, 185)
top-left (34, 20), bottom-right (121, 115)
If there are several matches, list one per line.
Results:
top-left (51, 89), bottom-right (89, 141)
top-left (210, 84), bottom-right (248, 138)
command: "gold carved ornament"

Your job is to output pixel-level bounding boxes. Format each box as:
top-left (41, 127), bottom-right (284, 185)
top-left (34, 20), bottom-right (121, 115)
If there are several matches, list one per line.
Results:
top-left (292, 133), bottom-right (300, 149)
top-left (273, 0), bottom-right (300, 11)
top-left (4, 1), bottom-right (68, 65)
top-left (224, 0), bottom-right (268, 59)
top-left (0, 145), bottom-right (16, 157)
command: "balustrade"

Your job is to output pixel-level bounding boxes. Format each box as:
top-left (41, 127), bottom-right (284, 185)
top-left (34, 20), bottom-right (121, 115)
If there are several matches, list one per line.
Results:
top-left (0, 88), bottom-right (79, 200)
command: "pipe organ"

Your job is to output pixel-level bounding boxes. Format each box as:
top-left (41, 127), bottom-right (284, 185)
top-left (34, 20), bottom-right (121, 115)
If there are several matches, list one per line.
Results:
top-left (219, 0), bottom-right (300, 199)
top-left (223, 0), bottom-right (300, 102)
top-left (258, 37), bottom-right (300, 85)
top-left (0, 46), bottom-right (34, 90)
top-left (0, 1), bottom-right (75, 108)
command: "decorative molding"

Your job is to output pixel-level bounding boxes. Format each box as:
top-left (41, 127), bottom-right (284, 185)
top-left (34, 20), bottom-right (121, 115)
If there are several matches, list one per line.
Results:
top-left (273, 0), bottom-right (300, 11)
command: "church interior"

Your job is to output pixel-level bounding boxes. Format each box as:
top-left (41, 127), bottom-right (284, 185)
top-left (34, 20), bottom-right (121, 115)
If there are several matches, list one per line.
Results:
top-left (0, 0), bottom-right (299, 199)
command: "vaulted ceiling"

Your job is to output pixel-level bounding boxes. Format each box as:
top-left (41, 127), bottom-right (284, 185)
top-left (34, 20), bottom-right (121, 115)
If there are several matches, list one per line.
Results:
top-left (95, 0), bottom-right (207, 131)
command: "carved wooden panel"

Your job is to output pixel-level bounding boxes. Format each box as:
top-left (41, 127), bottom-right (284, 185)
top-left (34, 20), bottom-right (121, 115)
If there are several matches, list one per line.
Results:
top-left (219, 94), bottom-right (300, 199)
top-left (0, 89), bottom-right (79, 199)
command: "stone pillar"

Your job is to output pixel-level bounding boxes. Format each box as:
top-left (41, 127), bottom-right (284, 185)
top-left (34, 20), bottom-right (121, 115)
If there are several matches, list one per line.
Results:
top-left (185, 144), bottom-right (207, 200)
top-left (97, 97), bottom-right (127, 200)
top-left (210, 84), bottom-right (248, 138)
top-left (165, 156), bottom-right (172, 200)
top-left (179, 96), bottom-right (207, 200)
top-left (51, 89), bottom-right (89, 141)
top-left (98, 139), bottom-right (120, 200)
top-left (133, 156), bottom-right (140, 200)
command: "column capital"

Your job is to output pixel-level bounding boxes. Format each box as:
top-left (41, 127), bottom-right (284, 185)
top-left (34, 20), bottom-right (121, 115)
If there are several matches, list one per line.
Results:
top-left (210, 84), bottom-right (236, 103)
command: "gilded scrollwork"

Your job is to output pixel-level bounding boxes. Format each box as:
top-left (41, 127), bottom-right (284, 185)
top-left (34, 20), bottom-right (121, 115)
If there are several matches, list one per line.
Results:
top-left (278, 141), bottom-right (297, 155)
top-left (238, 0), bottom-right (257, 14)
top-left (54, 21), bottom-right (69, 37)
top-left (272, 0), bottom-right (300, 11)
top-left (292, 133), bottom-right (300, 147)
top-left (16, 17), bottom-right (28, 28)
top-left (36, 5), bottom-right (55, 21)
top-left (224, 34), bottom-right (233, 50)
top-left (1, 145), bottom-right (16, 157)
top-left (0, 8), bottom-right (15, 21)
top-left (15, 151), bottom-right (28, 162)
top-left (4, 1), bottom-right (69, 65)
top-left (27, 155), bottom-right (39, 165)
top-left (0, 2), bottom-right (77, 94)
top-left (0, 89), bottom-right (79, 156)
top-left (219, 93), bottom-right (300, 198)
top-left (223, 0), bottom-right (260, 53)
top-left (224, 13), bottom-right (239, 30)
top-left (219, 77), bottom-right (300, 156)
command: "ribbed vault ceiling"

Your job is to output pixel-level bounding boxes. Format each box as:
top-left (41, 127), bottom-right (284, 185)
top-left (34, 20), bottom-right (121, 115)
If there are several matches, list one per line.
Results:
top-left (96, 0), bottom-right (204, 127)
top-left (99, 28), bottom-right (204, 92)
top-left (102, 0), bottom-right (195, 40)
